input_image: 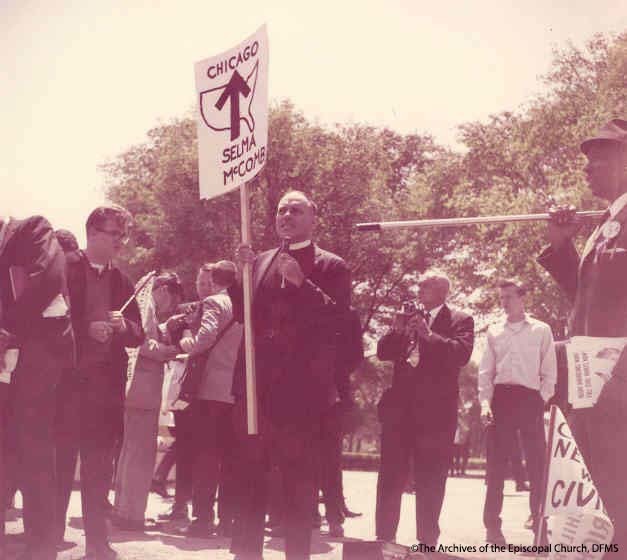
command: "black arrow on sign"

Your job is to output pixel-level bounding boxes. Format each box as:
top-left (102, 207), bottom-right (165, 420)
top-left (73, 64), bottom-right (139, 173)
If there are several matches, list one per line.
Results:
top-left (214, 70), bottom-right (251, 141)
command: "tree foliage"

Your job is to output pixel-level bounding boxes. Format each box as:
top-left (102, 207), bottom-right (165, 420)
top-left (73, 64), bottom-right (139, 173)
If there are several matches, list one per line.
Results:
top-left (103, 32), bottom-right (626, 446)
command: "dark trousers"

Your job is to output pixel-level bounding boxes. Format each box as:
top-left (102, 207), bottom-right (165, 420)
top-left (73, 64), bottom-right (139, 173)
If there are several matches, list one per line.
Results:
top-left (376, 417), bottom-right (455, 545)
top-left (0, 382), bottom-right (9, 551)
top-left (188, 399), bottom-right (233, 524)
top-left (79, 394), bottom-right (123, 550)
top-left (54, 373), bottom-right (80, 543)
top-left (485, 426), bottom-right (528, 487)
top-left (4, 350), bottom-right (61, 560)
top-left (172, 409), bottom-right (194, 510)
top-left (231, 417), bottom-right (320, 560)
top-left (217, 438), bottom-right (238, 529)
top-left (570, 379), bottom-right (627, 557)
top-left (314, 406), bottom-right (344, 526)
top-left (483, 385), bottom-right (545, 531)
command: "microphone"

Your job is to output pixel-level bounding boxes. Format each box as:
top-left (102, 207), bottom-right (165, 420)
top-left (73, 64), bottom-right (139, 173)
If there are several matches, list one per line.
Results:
top-left (279, 237), bottom-right (290, 288)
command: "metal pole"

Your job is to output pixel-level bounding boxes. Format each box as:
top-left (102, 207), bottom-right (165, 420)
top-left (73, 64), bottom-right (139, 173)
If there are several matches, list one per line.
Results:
top-left (119, 270), bottom-right (157, 313)
top-left (355, 210), bottom-right (605, 232)
top-left (240, 181), bottom-right (258, 435)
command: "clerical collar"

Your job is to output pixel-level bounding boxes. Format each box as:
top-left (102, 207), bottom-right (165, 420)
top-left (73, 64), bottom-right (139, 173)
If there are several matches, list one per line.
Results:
top-left (287, 240), bottom-right (312, 251)
top-left (608, 192), bottom-right (627, 219)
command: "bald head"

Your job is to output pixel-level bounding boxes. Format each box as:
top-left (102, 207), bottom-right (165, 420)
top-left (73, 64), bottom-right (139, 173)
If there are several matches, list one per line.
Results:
top-left (417, 272), bottom-right (450, 310)
top-left (275, 191), bottom-right (317, 242)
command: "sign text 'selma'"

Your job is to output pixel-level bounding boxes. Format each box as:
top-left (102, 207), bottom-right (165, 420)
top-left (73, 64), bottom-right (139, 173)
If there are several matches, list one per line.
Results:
top-left (195, 25), bottom-right (269, 199)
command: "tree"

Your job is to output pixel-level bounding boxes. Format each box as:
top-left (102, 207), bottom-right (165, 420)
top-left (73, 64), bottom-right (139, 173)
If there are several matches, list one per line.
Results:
top-left (102, 32), bottom-right (626, 449)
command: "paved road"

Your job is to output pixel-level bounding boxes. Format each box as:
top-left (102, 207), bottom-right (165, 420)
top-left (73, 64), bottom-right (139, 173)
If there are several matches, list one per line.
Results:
top-left (5, 472), bottom-right (536, 559)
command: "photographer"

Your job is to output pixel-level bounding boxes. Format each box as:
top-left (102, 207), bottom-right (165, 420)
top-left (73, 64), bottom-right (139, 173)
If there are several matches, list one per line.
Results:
top-left (375, 272), bottom-right (474, 547)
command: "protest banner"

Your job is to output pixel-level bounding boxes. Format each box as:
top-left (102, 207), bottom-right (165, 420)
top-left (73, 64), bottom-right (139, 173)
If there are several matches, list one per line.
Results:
top-left (538, 405), bottom-right (615, 559)
top-left (125, 271), bottom-right (157, 384)
top-left (194, 25), bottom-right (269, 200)
top-left (195, 26), bottom-right (270, 434)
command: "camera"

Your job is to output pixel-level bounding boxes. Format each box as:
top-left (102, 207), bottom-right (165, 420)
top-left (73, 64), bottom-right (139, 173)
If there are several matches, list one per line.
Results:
top-left (402, 300), bottom-right (418, 315)
top-left (401, 300), bottom-right (428, 319)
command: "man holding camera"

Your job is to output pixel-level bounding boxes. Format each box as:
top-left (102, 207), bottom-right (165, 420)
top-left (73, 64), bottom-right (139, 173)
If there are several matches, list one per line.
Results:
top-left (375, 272), bottom-right (474, 547)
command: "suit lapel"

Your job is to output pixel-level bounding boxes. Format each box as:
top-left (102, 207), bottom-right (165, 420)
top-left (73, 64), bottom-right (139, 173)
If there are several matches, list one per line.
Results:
top-left (581, 204), bottom-right (627, 267)
top-left (430, 304), bottom-right (451, 335)
top-left (580, 225), bottom-right (602, 265)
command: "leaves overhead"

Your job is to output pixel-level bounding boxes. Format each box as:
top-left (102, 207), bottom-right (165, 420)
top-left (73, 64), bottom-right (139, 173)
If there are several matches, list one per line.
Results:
top-left (102, 32), bottom-right (626, 443)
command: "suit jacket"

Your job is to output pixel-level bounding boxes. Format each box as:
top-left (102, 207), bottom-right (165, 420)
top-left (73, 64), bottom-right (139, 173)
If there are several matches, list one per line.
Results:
top-left (229, 242), bottom-right (351, 426)
top-left (0, 216), bottom-right (74, 372)
top-left (192, 292), bottom-right (242, 403)
top-left (377, 305), bottom-right (474, 429)
top-left (65, 250), bottom-right (144, 404)
top-left (538, 204), bottom-right (627, 404)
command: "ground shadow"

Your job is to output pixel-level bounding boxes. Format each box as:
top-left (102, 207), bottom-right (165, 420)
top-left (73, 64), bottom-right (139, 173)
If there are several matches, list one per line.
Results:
top-left (158, 533), bottom-right (232, 552)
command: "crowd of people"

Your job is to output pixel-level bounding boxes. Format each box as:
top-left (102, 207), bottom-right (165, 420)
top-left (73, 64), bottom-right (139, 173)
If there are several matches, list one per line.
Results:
top-left (1, 119), bottom-right (626, 560)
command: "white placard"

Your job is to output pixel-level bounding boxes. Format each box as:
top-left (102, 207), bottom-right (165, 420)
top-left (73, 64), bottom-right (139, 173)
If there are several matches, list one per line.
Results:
top-left (194, 25), bottom-right (269, 199)
top-left (566, 336), bottom-right (627, 409)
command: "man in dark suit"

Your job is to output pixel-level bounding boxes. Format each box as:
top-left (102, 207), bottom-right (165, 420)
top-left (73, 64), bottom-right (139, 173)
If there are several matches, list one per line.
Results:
top-left (375, 272), bottom-right (474, 547)
top-left (61, 205), bottom-right (144, 560)
top-left (538, 119), bottom-right (627, 556)
top-left (229, 190), bottom-right (351, 560)
top-left (1, 215), bottom-right (74, 560)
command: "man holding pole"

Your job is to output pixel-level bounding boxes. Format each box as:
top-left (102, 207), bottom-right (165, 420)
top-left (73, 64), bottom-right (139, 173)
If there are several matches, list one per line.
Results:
top-left (538, 118), bottom-right (627, 555)
top-left (229, 190), bottom-right (351, 560)
top-left (61, 204), bottom-right (144, 560)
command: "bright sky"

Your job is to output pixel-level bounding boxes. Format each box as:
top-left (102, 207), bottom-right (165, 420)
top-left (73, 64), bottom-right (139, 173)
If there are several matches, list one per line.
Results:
top-left (2, 0), bottom-right (625, 244)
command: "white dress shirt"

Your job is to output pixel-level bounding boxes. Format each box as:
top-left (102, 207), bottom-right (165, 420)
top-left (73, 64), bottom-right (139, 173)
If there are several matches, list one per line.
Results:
top-left (478, 314), bottom-right (557, 403)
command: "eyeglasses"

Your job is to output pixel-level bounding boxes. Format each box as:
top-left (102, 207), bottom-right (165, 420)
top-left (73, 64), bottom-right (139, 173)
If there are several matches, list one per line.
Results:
top-left (95, 228), bottom-right (129, 244)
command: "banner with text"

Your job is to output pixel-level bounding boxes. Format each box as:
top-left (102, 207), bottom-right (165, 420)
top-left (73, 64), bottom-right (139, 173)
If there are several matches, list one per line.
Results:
top-left (194, 25), bottom-right (269, 199)
top-left (566, 336), bottom-right (627, 409)
top-left (125, 271), bottom-right (156, 385)
top-left (543, 406), bottom-right (614, 560)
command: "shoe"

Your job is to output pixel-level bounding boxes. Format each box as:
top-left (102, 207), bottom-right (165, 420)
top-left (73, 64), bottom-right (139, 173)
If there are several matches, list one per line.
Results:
top-left (486, 527), bottom-right (507, 546)
top-left (328, 523), bottom-right (344, 537)
top-left (158, 503), bottom-right (189, 522)
top-left (57, 539), bottom-right (77, 551)
top-left (84, 542), bottom-right (119, 560)
top-left (150, 479), bottom-right (172, 498)
top-left (516, 482), bottom-right (531, 492)
top-left (182, 519), bottom-right (215, 538)
top-left (342, 507), bottom-right (362, 518)
top-left (524, 514), bottom-right (535, 530)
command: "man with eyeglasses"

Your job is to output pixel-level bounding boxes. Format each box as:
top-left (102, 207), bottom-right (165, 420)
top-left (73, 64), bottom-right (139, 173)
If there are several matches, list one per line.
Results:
top-left (59, 204), bottom-right (144, 560)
